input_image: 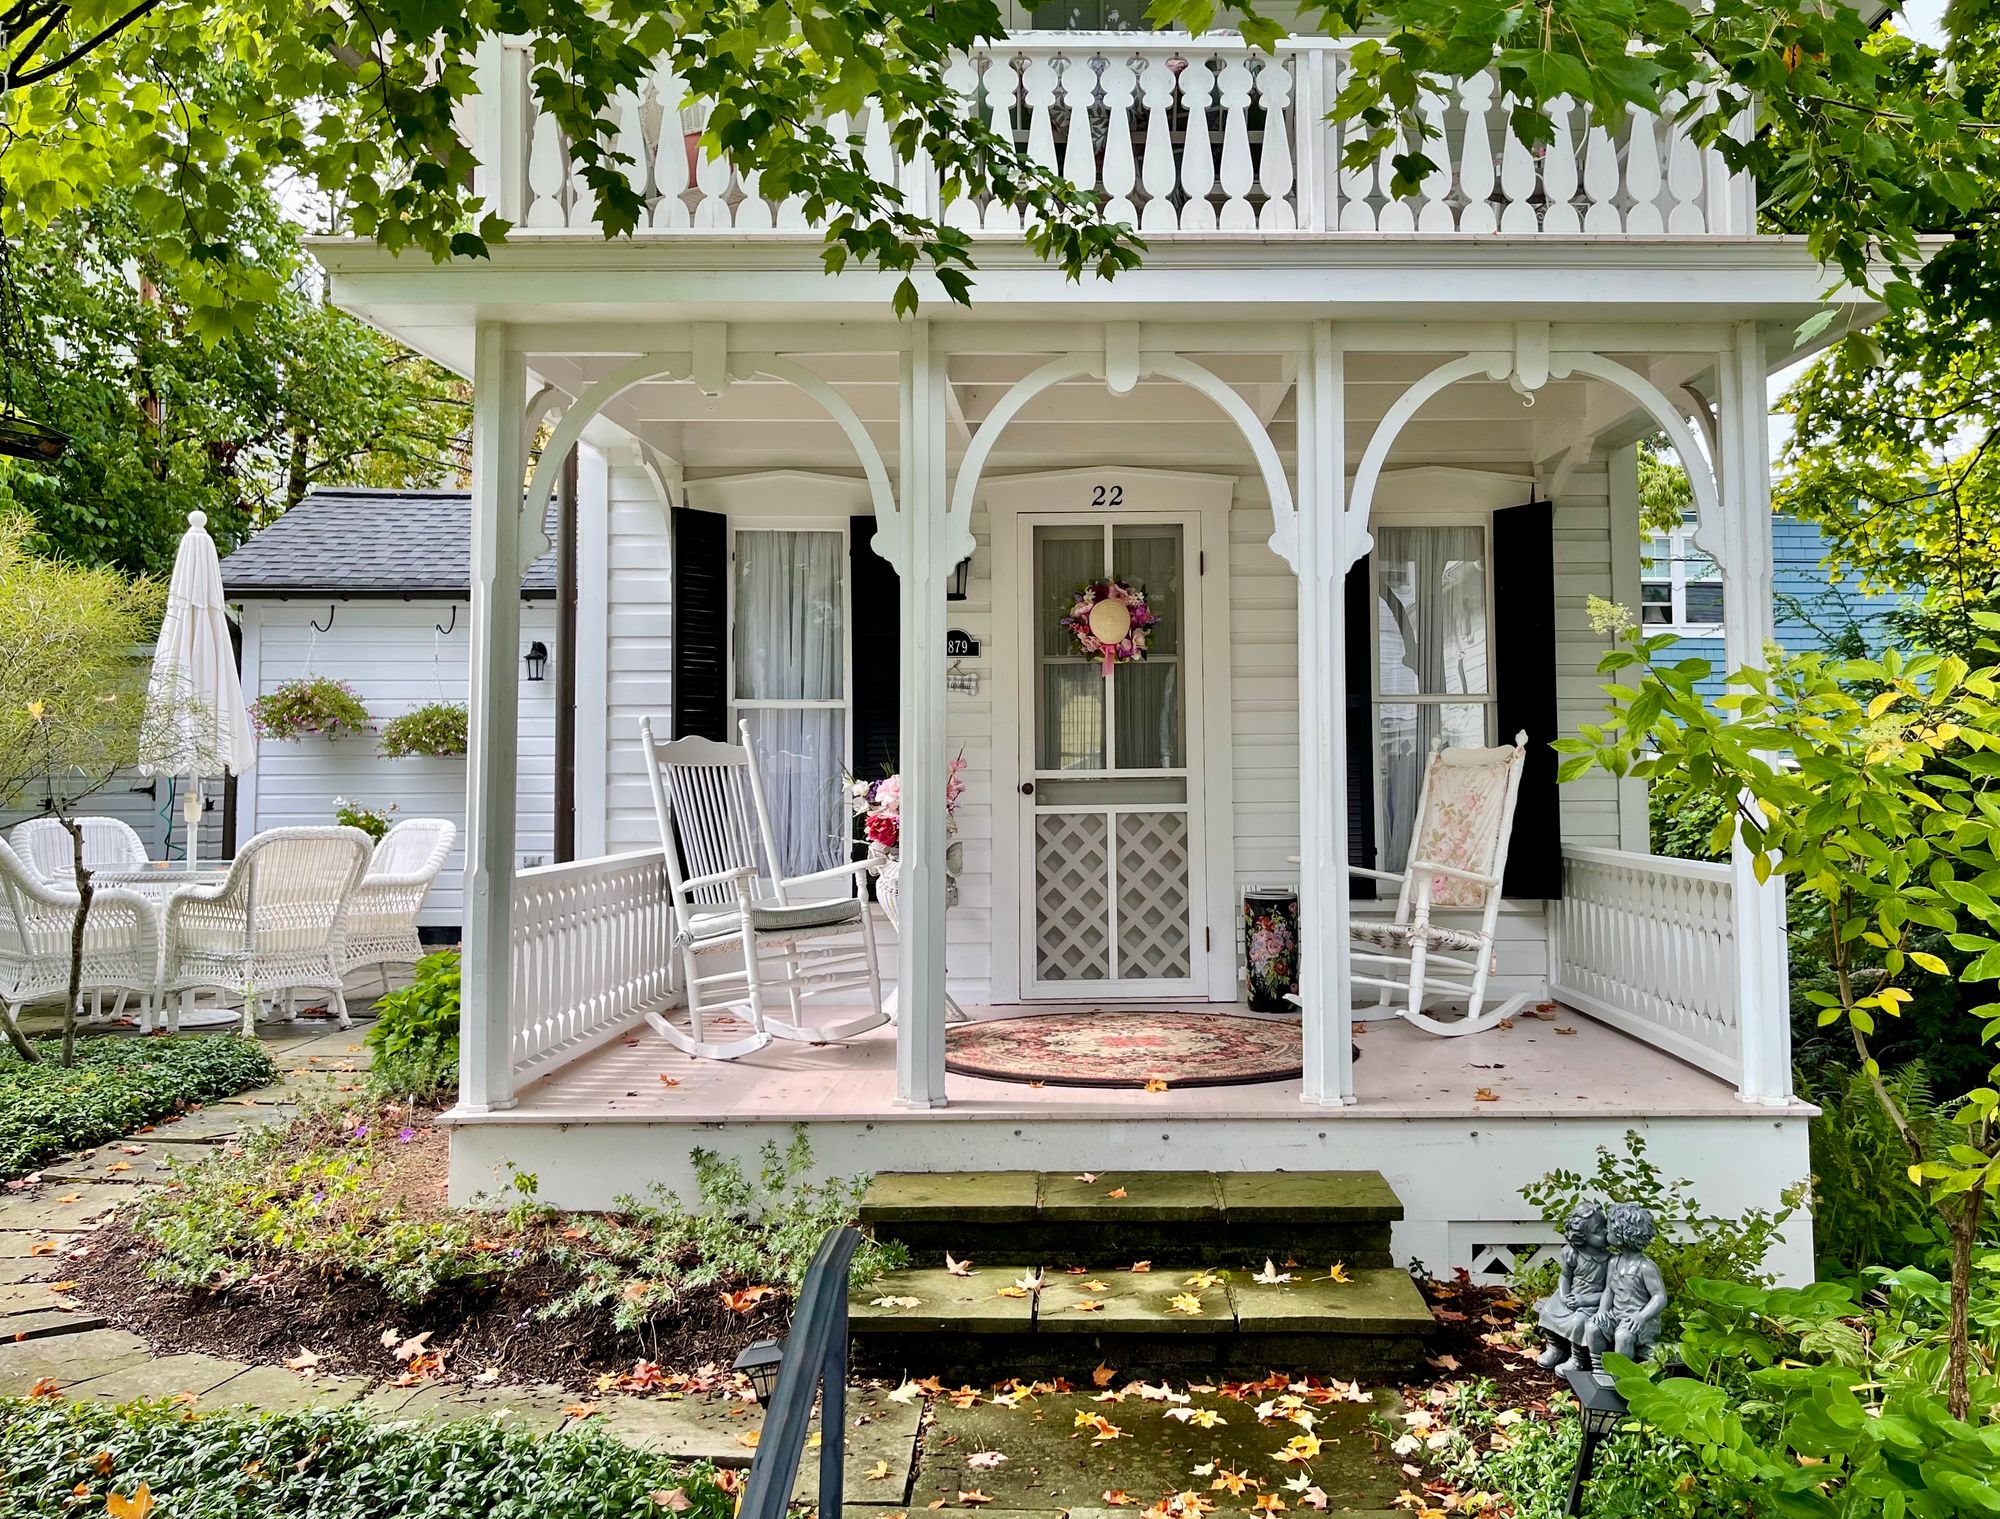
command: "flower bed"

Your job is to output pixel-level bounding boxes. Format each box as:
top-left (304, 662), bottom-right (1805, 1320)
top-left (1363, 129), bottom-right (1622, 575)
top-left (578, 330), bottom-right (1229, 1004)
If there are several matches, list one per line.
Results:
top-left (0, 1399), bottom-right (732, 1519)
top-left (75, 1114), bottom-right (902, 1388)
top-left (0, 1035), bottom-right (276, 1180)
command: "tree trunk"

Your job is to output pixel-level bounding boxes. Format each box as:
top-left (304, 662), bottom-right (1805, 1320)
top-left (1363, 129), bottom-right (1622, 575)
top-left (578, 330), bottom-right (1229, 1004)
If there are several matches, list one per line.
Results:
top-left (61, 817), bottom-right (91, 1068)
top-left (1947, 1185), bottom-right (1984, 1421)
top-left (284, 423), bottom-right (310, 515)
top-left (2, 1014), bottom-right (35, 1061)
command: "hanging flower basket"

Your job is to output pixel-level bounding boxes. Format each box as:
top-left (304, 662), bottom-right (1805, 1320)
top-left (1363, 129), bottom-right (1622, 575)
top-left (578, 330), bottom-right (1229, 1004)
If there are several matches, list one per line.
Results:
top-left (1061, 578), bottom-right (1159, 676)
top-left (0, 414), bottom-right (69, 463)
top-left (250, 677), bottom-right (373, 742)
top-left (379, 701), bottom-right (469, 759)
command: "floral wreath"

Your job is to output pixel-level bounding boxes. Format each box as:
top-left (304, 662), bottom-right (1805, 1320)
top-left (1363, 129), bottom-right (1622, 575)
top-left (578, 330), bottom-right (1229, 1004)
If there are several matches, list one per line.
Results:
top-left (1062, 579), bottom-right (1159, 676)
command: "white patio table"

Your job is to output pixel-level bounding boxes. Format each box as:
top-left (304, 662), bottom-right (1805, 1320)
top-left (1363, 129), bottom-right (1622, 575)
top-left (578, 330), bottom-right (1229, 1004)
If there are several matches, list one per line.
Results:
top-left (93, 862), bottom-right (234, 1032)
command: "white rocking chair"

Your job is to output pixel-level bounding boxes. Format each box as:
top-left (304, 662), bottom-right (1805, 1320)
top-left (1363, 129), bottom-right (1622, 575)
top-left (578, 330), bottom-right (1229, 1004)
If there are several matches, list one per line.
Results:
top-left (1351, 732), bottom-right (1533, 1037)
top-left (640, 716), bottom-right (888, 1060)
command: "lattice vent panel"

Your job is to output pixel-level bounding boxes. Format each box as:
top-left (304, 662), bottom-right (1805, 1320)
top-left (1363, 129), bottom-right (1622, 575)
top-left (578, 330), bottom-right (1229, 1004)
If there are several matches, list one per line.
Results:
top-left (1035, 813), bottom-right (1111, 981)
top-left (1115, 810), bottom-right (1192, 981)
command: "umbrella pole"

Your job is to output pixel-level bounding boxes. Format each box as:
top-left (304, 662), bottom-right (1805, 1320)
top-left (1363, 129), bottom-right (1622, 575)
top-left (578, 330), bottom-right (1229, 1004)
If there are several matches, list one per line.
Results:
top-left (184, 777), bottom-right (203, 871)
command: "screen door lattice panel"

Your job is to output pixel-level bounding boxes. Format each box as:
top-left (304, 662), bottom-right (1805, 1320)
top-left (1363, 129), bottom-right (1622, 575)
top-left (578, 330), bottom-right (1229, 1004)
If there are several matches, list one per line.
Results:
top-left (1115, 810), bottom-right (1192, 980)
top-left (1035, 812), bottom-right (1112, 981)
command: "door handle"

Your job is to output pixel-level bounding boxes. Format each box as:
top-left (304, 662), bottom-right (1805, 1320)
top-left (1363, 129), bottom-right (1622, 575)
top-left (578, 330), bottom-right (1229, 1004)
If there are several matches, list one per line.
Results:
top-left (1020, 782), bottom-right (1034, 795)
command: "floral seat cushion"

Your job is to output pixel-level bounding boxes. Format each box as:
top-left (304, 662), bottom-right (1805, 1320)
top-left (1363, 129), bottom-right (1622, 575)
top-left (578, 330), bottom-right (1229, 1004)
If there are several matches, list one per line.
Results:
top-left (679, 897), bottom-right (863, 951)
top-left (1349, 919), bottom-right (1487, 954)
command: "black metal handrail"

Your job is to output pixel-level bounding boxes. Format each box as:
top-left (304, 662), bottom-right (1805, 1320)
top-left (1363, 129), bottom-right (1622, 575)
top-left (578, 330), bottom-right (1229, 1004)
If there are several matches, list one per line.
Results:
top-left (738, 1225), bottom-right (862, 1519)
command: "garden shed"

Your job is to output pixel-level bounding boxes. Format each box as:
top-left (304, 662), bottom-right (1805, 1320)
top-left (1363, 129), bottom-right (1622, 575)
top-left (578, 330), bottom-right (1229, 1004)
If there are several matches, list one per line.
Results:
top-left (220, 484), bottom-right (567, 930)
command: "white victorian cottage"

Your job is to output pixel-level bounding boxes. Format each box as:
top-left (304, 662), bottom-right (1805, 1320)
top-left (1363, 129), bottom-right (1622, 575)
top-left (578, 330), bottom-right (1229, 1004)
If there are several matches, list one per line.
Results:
top-left (317, 28), bottom-right (1852, 1279)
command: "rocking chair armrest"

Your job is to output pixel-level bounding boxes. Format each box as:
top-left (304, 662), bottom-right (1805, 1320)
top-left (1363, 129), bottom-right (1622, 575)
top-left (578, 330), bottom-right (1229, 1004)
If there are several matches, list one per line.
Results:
top-left (1348, 866), bottom-right (1405, 885)
top-left (779, 861), bottom-right (872, 896)
top-left (1406, 860), bottom-right (1501, 889)
top-left (678, 865), bottom-right (758, 899)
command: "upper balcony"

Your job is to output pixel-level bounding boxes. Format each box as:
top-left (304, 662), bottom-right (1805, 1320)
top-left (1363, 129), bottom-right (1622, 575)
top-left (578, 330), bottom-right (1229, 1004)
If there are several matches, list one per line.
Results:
top-left (466, 33), bottom-right (1758, 244)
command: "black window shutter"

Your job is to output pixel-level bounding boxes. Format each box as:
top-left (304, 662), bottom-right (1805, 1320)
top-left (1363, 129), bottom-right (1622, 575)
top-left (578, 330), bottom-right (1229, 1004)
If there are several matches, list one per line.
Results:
top-left (1344, 557), bottom-right (1377, 899)
top-left (1492, 498), bottom-right (1562, 898)
top-left (849, 516), bottom-right (900, 780)
top-left (671, 506), bottom-right (729, 741)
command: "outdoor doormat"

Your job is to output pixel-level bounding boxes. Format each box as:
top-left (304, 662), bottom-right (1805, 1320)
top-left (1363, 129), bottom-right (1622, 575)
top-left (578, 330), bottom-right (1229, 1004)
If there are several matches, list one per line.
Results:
top-left (943, 1008), bottom-right (1302, 1088)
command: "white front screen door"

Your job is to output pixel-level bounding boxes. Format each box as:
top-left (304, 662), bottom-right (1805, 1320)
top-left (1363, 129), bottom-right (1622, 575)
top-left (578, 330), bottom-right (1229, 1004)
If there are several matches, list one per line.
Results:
top-left (1019, 515), bottom-right (1205, 998)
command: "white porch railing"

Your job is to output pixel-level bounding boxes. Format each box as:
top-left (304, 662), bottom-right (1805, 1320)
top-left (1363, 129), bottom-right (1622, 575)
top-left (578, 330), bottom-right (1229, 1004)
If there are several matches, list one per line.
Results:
top-left (471, 34), bottom-right (1755, 239)
top-left (508, 849), bottom-right (676, 1083)
top-left (1547, 844), bottom-right (1743, 1085)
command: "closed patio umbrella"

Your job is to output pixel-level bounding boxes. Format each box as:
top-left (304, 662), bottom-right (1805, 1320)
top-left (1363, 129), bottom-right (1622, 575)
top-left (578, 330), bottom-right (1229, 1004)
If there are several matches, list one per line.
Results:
top-left (142, 510), bottom-right (255, 868)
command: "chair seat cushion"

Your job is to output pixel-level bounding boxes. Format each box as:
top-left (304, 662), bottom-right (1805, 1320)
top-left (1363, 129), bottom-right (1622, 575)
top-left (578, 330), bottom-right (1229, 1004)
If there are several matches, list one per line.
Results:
top-left (681, 897), bottom-right (863, 949)
top-left (1350, 919), bottom-right (1487, 954)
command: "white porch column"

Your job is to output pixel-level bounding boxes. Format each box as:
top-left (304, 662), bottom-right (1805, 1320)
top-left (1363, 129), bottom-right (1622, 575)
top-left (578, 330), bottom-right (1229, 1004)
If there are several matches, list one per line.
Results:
top-left (1297, 320), bottom-right (1356, 1105)
top-left (1715, 321), bottom-right (1793, 1106)
top-left (461, 324), bottom-right (527, 1114)
top-left (892, 322), bottom-right (952, 1108)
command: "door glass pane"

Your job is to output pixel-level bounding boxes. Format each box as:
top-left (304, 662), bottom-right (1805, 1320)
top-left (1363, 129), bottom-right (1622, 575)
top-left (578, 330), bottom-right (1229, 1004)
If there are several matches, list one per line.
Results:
top-left (1112, 525), bottom-right (1180, 656)
top-left (1037, 526), bottom-right (1107, 770)
top-left (1377, 702), bottom-right (1490, 874)
top-left (1375, 526), bottom-right (1488, 698)
top-left (1115, 662), bottom-right (1183, 768)
top-left (733, 530), bottom-right (845, 700)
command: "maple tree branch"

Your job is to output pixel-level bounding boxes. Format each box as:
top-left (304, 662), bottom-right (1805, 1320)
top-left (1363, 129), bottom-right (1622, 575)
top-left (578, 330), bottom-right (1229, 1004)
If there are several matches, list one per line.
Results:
top-left (9, 0), bottom-right (156, 87)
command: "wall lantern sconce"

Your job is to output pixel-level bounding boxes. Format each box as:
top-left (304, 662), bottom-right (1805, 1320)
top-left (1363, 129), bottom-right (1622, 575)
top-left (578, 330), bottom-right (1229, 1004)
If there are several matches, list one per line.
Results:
top-left (524, 640), bottom-right (549, 682)
top-left (945, 556), bottom-right (972, 602)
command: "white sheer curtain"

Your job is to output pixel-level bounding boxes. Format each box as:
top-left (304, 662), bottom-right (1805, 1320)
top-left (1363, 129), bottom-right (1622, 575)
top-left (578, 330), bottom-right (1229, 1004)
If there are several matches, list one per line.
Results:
top-left (733, 529), bottom-right (847, 879)
top-left (1375, 525), bottom-right (1490, 873)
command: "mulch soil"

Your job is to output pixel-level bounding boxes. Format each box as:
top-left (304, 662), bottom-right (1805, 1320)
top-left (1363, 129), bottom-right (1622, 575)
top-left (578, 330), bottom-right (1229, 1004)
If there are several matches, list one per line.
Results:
top-left (1414, 1273), bottom-right (1559, 1410)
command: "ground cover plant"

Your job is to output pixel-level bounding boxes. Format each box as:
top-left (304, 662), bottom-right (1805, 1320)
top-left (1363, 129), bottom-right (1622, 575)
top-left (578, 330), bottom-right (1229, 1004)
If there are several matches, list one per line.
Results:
top-left (0, 1034), bottom-right (275, 1180)
top-left (81, 1114), bottom-right (903, 1387)
top-left (365, 949), bottom-right (461, 1101)
top-left (0, 1397), bottom-right (732, 1519)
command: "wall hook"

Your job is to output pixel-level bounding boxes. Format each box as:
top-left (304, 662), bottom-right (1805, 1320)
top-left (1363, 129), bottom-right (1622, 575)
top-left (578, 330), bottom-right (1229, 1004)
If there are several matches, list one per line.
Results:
top-left (434, 606), bottom-right (458, 636)
top-left (310, 605), bottom-right (337, 633)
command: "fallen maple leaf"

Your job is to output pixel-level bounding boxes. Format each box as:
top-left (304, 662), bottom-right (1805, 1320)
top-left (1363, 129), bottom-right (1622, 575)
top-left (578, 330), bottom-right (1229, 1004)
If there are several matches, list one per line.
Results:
top-left (721, 1285), bottom-right (775, 1313)
top-left (119, 1145), bottom-right (144, 1156)
top-left (1300, 1489), bottom-right (1329, 1511)
top-left (1075, 1171), bottom-right (1099, 1184)
top-left (1103, 1492), bottom-right (1136, 1507)
top-left (1013, 1269), bottom-right (1045, 1295)
top-left (871, 1295), bottom-right (922, 1309)
top-left (949, 1387), bottom-right (982, 1409)
top-left (1167, 1293), bottom-right (1204, 1315)
top-left (866, 1461), bottom-right (893, 1482)
top-left (1556, 1026), bottom-right (1577, 1035)
top-left (1474, 1088), bottom-right (1499, 1102)
top-left (107, 1163), bottom-right (130, 1174)
top-left (27, 1376), bottom-right (61, 1399)
top-left (167, 1391), bottom-right (198, 1409)
top-left (1323, 1263), bottom-right (1352, 1284)
top-left (1252, 1259), bottom-right (1293, 1285)
top-left (1142, 1077), bottom-right (1169, 1093)
top-left (28, 1240), bottom-right (57, 1257)
top-left (1081, 1279), bottom-right (1109, 1292)
top-left (1251, 1496), bottom-right (1287, 1514)
top-left (967, 1451), bottom-right (1008, 1470)
top-left (1106, 1187), bottom-right (1129, 1199)
top-left (392, 1331), bottom-right (432, 1361)
top-left (105, 1484), bottom-right (153, 1519)
top-left (283, 1349), bottom-right (321, 1373)
top-left (651, 1489), bottom-right (695, 1511)
top-left (1092, 1363), bottom-right (1118, 1388)
top-left (997, 1286), bottom-right (1031, 1299)
top-left (658, 1075), bottom-right (681, 1087)
top-left (734, 1428), bottom-right (758, 1448)
top-left (887, 1381), bottom-right (922, 1403)
top-left (1184, 1270), bottom-right (1223, 1289)
top-left (956, 1491), bottom-right (993, 1507)
top-left (1129, 1260), bottom-right (1152, 1273)
top-left (1427, 1355), bottom-right (1461, 1373)
top-left (1210, 1469), bottom-right (1253, 1497)
top-left (56, 1193), bottom-right (80, 1204)
top-left (946, 1252), bottom-right (974, 1276)
top-left (1073, 1299), bottom-right (1106, 1312)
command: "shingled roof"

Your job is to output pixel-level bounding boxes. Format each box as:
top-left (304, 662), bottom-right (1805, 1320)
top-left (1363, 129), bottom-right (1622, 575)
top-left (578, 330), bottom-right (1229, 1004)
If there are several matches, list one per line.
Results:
top-left (219, 487), bottom-right (558, 600)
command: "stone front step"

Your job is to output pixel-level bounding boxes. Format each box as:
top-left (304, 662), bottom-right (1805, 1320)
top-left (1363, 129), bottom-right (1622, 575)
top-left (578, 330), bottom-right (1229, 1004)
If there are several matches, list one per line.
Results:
top-left (858, 1170), bottom-right (1400, 1269)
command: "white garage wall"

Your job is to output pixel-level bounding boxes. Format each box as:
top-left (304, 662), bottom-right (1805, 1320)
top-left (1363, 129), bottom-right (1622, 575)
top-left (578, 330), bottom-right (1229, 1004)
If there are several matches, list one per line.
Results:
top-left (235, 598), bottom-right (559, 928)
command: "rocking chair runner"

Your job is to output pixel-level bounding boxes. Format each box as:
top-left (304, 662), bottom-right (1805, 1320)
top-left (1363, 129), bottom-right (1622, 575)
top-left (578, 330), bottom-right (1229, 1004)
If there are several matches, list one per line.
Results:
top-left (640, 717), bottom-right (889, 1060)
top-left (1351, 732), bottom-right (1533, 1037)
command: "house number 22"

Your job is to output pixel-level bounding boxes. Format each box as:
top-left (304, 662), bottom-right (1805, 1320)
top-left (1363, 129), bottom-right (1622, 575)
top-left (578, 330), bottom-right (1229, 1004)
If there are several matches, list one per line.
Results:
top-left (1091, 484), bottom-right (1124, 507)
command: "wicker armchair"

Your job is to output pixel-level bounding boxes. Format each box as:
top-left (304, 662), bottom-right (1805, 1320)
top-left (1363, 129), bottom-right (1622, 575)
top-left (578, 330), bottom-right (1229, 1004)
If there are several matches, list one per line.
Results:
top-left (162, 826), bottom-right (373, 1034)
top-left (8, 816), bottom-right (149, 888)
top-left (343, 818), bottom-right (456, 994)
top-left (0, 837), bottom-right (163, 1051)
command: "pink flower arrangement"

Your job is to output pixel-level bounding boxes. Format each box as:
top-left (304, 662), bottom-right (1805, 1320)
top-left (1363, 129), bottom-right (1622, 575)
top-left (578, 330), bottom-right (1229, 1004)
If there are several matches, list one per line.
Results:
top-left (849, 754), bottom-right (968, 856)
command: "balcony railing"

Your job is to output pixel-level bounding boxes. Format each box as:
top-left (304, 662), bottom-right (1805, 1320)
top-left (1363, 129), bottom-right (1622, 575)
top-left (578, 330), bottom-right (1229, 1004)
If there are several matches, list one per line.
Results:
top-left (469, 33), bottom-right (1756, 240)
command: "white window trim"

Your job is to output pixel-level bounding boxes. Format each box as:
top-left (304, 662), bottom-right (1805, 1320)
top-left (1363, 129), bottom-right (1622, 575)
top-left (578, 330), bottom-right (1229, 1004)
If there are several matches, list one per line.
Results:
top-left (1366, 512), bottom-right (1499, 886)
top-left (724, 516), bottom-right (855, 869)
top-left (1640, 525), bottom-right (1724, 636)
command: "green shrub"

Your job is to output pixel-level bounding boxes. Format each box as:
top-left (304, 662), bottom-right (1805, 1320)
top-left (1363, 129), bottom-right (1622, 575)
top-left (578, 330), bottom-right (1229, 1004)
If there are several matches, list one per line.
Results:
top-left (379, 702), bottom-right (469, 759)
top-left (1514, 1131), bottom-right (1802, 1335)
top-left (249, 676), bottom-right (373, 741)
top-left (0, 1398), bottom-right (732, 1519)
top-left (333, 795), bottom-right (398, 840)
top-left (524, 1130), bottom-right (909, 1329)
top-left (1804, 1063), bottom-right (1956, 1277)
top-left (131, 1107), bottom-right (494, 1305)
top-left (1615, 1268), bottom-right (2000, 1519)
top-left (366, 949), bottom-right (460, 1100)
top-left (0, 1035), bottom-right (276, 1180)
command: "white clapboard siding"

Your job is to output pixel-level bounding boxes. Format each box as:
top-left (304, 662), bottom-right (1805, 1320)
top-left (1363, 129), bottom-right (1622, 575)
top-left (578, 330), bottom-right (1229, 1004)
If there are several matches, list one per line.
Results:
top-left (237, 599), bottom-right (558, 928)
top-left (0, 777), bottom-right (225, 864)
top-left (603, 461), bottom-right (675, 855)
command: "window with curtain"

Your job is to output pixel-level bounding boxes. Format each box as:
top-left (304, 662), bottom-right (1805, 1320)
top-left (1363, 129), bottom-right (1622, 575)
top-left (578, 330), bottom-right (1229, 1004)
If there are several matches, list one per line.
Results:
top-left (731, 527), bottom-right (848, 879)
top-left (1373, 524), bottom-right (1495, 874)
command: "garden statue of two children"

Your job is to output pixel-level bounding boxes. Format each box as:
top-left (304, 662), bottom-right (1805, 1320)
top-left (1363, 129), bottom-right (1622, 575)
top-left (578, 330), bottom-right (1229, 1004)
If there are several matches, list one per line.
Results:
top-left (1533, 1201), bottom-right (1667, 1383)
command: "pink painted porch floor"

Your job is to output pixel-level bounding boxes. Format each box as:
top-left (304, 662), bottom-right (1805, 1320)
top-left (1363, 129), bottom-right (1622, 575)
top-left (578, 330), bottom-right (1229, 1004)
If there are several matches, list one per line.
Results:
top-left (495, 1005), bottom-right (1814, 1123)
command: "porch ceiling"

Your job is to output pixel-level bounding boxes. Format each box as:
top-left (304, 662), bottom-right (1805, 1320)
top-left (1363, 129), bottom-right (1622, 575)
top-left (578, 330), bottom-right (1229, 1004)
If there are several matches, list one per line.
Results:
top-left (519, 346), bottom-right (1707, 479)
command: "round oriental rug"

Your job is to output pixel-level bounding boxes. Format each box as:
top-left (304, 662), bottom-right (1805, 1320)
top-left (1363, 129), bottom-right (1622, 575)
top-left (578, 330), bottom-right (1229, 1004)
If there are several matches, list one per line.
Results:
top-left (944, 1009), bottom-right (1302, 1089)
